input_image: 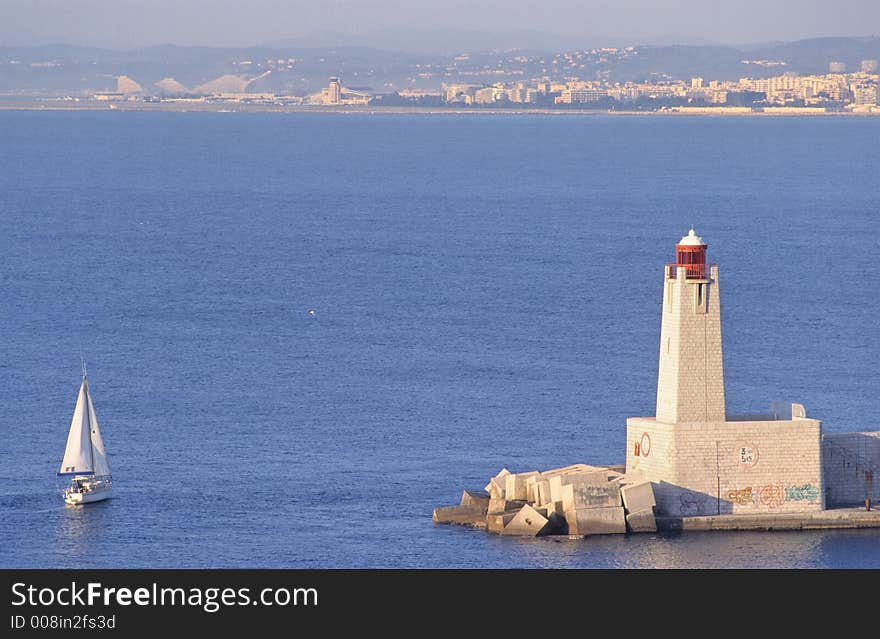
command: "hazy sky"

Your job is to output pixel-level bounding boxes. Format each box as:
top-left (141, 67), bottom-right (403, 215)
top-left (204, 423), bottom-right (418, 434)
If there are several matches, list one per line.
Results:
top-left (2, 0), bottom-right (878, 49)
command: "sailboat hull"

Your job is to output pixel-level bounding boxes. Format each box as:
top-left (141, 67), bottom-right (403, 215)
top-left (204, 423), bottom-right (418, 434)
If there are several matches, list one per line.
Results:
top-left (64, 484), bottom-right (112, 505)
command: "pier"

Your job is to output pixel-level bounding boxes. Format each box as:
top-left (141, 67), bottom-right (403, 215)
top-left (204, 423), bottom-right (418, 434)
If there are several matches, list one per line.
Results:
top-left (658, 507), bottom-right (880, 532)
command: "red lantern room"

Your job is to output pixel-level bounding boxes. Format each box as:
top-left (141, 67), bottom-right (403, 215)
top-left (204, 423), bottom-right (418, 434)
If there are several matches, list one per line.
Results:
top-left (674, 228), bottom-right (707, 279)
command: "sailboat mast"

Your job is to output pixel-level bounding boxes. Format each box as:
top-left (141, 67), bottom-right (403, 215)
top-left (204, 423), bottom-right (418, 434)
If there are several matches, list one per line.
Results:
top-left (84, 375), bottom-right (95, 474)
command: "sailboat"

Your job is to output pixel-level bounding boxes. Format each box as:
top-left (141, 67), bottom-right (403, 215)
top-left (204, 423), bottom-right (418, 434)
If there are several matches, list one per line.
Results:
top-left (57, 369), bottom-right (113, 504)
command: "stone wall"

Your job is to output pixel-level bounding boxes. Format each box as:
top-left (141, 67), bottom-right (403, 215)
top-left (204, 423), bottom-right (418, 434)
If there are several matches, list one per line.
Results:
top-left (822, 432), bottom-right (880, 506)
top-left (624, 418), bottom-right (677, 511)
top-left (626, 416), bottom-right (824, 516)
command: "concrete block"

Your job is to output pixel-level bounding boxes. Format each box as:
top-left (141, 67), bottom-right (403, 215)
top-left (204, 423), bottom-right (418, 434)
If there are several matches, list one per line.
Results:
top-left (460, 489), bottom-right (491, 511)
top-left (487, 477), bottom-right (507, 499)
top-left (501, 505), bottom-right (551, 536)
top-left (487, 511), bottom-right (520, 534)
top-left (626, 508), bottom-right (657, 534)
top-left (549, 471), bottom-right (609, 502)
top-left (561, 482), bottom-right (622, 511)
top-left (611, 471), bottom-right (647, 484)
top-left (536, 480), bottom-right (552, 506)
top-left (432, 505), bottom-right (486, 526)
top-left (544, 501), bottom-right (564, 517)
top-left (541, 464), bottom-right (601, 478)
top-left (505, 471), bottom-right (541, 501)
top-left (526, 475), bottom-right (543, 503)
top-left (620, 481), bottom-right (656, 513)
top-left (564, 506), bottom-right (627, 536)
top-left (488, 498), bottom-right (527, 514)
top-left (549, 477), bottom-right (565, 503)
top-left (484, 468), bottom-right (511, 499)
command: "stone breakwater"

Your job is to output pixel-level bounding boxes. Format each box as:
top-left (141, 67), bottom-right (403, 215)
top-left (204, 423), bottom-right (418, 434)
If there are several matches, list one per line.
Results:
top-left (433, 464), bottom-right (658, 537)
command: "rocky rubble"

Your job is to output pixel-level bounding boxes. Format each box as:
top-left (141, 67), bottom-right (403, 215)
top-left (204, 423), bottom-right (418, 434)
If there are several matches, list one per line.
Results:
top-left (433, 464), bottom-right (657, 537)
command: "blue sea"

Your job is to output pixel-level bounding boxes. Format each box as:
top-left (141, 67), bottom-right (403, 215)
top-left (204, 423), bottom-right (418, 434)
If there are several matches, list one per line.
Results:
top-left (1, 112), bottom-right (878, 568)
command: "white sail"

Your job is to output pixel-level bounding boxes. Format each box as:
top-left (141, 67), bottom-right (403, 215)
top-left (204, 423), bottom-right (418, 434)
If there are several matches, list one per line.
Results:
top-left (58, 379), bottom-right (94, 475)
top-left (85, 379), bottom-right (111, 478)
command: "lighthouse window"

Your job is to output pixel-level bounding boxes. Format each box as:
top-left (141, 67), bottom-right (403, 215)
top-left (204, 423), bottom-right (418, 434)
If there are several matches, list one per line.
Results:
top-left (695, 283), bottom-right (708, 313)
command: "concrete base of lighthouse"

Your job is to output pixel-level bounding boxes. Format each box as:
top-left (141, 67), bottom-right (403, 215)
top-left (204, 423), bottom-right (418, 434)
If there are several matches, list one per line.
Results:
top-left (625, 407), bottom-right (824, 517)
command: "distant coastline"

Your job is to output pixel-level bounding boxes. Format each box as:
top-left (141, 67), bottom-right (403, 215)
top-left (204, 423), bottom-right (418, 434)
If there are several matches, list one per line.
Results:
top-left (1, 100), bottom-right (878, 116)
top-left (3, 37), bottom-right (878, 116)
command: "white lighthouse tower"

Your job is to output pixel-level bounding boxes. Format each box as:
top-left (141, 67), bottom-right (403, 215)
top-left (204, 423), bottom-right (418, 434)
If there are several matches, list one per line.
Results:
top-left (626, 230), bottom-right (824, 517)
top-left (655, 229), bottom-right (725, 424)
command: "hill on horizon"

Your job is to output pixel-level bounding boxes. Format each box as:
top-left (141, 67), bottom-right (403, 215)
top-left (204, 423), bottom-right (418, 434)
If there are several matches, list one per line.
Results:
top-left (0, 35), bottom-right (877, 96)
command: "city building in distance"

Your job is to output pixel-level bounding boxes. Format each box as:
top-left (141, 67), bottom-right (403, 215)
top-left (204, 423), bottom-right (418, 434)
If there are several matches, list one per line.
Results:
top-left (308, 77), bottom-right (372, 106)
top-left (78, 59), bottom-right (880, 112)
top-left (435, 60), bottom-right (878, 112)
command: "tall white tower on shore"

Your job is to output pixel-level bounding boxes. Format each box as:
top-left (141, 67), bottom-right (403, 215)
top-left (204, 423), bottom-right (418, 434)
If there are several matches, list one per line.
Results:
top-left (655, 229), bottom-right (726, 423)
top-left (328, 77), bottom-right (341, 104)
top-left (627, 230), bottom-right (823, 516)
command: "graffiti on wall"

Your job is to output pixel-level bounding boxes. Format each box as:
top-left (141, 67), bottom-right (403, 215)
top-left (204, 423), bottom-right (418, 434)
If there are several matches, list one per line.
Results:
top-left (785, 484), bottom-right (820, 502)
top-left (759, 485), bottom-right (786, 508)
top-left (727, 487), bottom-right (755, 505)
top-left (631, 432), bottom-right (652, 467)
top-left (725, 483), bottom-right (820, 508)
top-left (639, 432), bottom-right (651, 457)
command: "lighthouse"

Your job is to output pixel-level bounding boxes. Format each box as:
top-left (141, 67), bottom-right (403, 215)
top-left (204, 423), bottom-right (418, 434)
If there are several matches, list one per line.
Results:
top-left (655, 229), bottom-right (725, 424)
top-left (626, 230), bottom-right (824, 517)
